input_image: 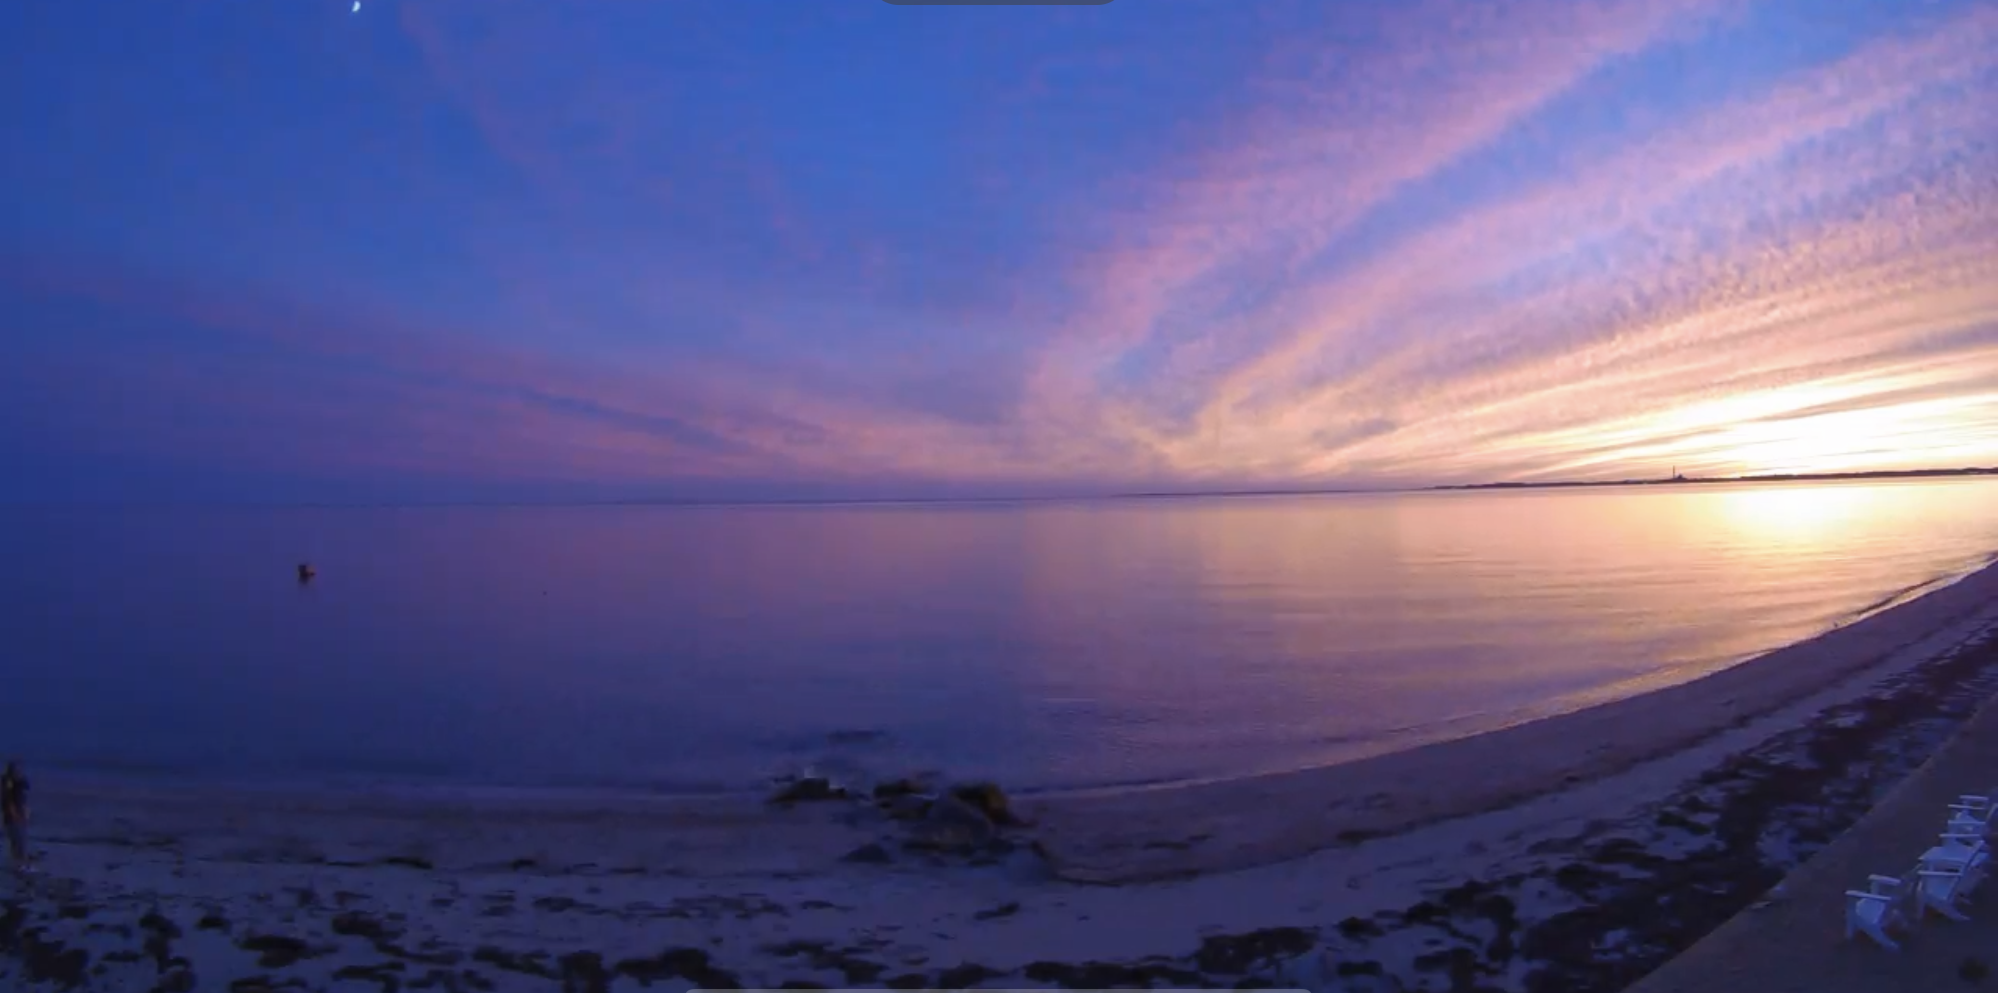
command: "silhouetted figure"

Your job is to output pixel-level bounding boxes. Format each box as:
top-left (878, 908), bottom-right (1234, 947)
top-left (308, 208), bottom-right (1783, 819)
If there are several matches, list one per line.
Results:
top-left (3, 761), bottom-right (29, 872)
top-left (298, 562), bottom-right (316, 583)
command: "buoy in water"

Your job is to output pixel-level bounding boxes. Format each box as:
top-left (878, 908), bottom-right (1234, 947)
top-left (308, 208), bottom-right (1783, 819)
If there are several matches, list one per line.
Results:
top-left (297, 562), bottom-right (316, 582)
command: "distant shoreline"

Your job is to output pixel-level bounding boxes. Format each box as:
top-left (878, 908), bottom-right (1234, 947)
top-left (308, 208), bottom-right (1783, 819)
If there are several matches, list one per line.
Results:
top-left (1427, 466), bottom-right (1998, 492)
top-left (7, 466), bottom-right (1996, 512)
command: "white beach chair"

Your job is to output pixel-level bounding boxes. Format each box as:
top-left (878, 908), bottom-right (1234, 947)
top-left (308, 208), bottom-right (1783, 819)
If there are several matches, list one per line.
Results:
top-left (1940, 830), bottom-right (1989, 851)
top-left (1947, 805), bottom-right (1992, 839)
top-left (1925, 835), bottom-right (1991, 881)
top-left (1846, 874), bottom-right (1912, 949)
top-left (1915, 862), bottom-right (1980, 921)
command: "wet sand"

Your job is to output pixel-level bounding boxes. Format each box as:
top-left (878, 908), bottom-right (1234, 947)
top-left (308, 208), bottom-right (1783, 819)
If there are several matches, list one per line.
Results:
top-left (4, 562), bottom-right (1998, 991)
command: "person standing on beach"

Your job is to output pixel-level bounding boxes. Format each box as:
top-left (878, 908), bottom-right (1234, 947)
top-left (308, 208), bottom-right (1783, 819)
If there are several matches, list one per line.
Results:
top-left (2, 761), bottom-right (29, 872)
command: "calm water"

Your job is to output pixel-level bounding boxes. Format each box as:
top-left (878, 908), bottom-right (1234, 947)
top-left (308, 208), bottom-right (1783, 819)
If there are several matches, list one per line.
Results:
top-left (3, 479), bottom-right (1997, 795)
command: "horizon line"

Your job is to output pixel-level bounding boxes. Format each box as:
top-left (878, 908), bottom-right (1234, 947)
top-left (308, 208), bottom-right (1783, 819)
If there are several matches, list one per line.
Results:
top-left (2, 466), bottom-right (1995, 512)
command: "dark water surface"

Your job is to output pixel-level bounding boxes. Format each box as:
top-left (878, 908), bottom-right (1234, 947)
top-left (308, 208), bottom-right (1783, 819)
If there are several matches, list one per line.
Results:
top-left (4, 478), bottom-right (1996, 794)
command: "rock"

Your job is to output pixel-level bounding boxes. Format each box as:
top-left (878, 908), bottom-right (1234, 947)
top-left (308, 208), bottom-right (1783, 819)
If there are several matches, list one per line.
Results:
top-left (138, 911), bottom-right (182, 939)
top-left (763, 940), bottom-right (891, 984)
top-left (879, 795), bottom-right (931, 821)
top-left (558, 951), bottom-right (611, 992)
top-left (934, 962), bottom-right (1003, 988)
top-left (328, 911), bottom-right (397, 942)
top-left (842, 843), bottom-right (893, 865)
top-left (332, 964), bottom-right (405, 990)
top-left (934, 792), bottom-right (995, 828)
top-left (936, 793), bottom-right (1000, 835)
top-left (906, 821), bottom-right (983, 854)
top-left (1332, 964), bottom-right (1408, 993)
top-left (1962, 956), bottom-right (1991, 983)
top-left (769, 777), bottom-right (847, 804)
top-left (907, 795), bottom-right (997, 852)
top-left (826, 728), bottom-right (890, 745)
top-left (613, 947), bottom-right (740, 988)
top-left (1023, 960), bottom-right (1205, 987)
top-left (235, 934), bottom-right (320, 970)
top-left (1193, 926), bottom-right (1317, 974)
top-left (972, 901), bottom-right (1020, 921)
top-left (472, 946), bottom-right (559, 979)
top-left (873, 777), bottom-right (929, 799)
top-left (948, 782), bottom-right (1020, 825)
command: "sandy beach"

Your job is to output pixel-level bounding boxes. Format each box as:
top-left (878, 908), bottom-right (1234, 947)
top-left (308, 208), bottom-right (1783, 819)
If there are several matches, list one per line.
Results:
top-left (6, 561), bottom-right (1998, 991)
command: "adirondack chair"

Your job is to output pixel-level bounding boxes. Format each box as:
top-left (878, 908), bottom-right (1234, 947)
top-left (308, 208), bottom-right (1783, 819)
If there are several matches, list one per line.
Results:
top-left (1932, 832), bottom-right (1991, 867)
top-left (1846, 873), bottom-right (1913, 949)
top-left (1915, 861), bottom-right (1980, 921)
top-left (1947, 805), bottom-right (1992, 839)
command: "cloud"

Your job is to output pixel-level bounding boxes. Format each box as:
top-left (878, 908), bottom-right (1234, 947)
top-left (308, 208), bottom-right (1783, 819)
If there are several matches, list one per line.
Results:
top-left (0, 256), bottom-right (783, 487)
top-left (1042, 3), bottom-right (1998, 484)
top-left (8, 1), bottom-right (1996, 500)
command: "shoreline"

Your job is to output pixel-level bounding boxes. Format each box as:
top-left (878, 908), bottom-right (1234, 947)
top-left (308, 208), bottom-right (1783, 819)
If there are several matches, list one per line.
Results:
top-left (1027, 556), bottom-right (1998, 882)
top-left (6, 562), bottom-right (1998, 990)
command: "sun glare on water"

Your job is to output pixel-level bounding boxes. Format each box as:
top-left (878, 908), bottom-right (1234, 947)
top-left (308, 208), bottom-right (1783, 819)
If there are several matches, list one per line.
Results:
top-left (1718, 483), bottom-right (1877, 527)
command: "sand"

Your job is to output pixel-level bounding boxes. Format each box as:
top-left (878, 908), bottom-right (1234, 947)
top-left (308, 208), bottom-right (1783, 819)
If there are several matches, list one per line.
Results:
top-left (5, 561), bottom-right (1998, 991)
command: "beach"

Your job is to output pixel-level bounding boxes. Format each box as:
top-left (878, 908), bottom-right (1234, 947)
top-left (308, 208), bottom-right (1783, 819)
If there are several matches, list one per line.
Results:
top-left (6, 561), bottom-right (1998, 991)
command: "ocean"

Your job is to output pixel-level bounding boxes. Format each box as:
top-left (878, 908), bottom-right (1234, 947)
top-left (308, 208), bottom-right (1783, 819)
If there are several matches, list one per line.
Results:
top-left (4, 477), bottom-right (1996, 796)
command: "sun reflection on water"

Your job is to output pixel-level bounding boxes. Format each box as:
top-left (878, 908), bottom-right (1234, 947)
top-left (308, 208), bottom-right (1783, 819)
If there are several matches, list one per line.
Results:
top-left (1704, 483), bottom-right (1888, 548)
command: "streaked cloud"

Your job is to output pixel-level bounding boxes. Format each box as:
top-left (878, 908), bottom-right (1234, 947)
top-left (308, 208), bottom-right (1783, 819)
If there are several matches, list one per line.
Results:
top-left (1, 0), bottom-right (1992, 500)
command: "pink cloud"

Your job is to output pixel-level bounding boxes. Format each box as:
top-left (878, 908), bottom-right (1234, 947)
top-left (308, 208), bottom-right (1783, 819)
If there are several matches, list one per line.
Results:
top-left (1060, 6), bottom-right (1998, 483)
top-left (1040, 0), bottom-right (1724, 354)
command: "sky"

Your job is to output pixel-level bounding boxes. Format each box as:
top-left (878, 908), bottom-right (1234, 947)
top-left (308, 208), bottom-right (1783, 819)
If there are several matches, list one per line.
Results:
top-left (1, 0), bottom-right (1994, 504)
